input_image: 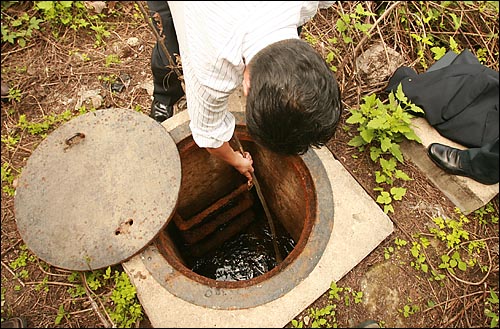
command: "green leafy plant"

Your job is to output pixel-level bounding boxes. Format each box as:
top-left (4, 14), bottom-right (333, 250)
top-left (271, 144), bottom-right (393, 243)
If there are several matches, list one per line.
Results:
top-left (335, 3), bottom-right (374, 44)
top-left (16, 110), bottom-right (73, 137)
top-left (474, 202), bottom-right (499, 225)
top-left (398, 300), bottom-right (420, 318)
top-left (303, 28), bottom-right (339, 72)
top-left (69, 50), bottom-right (91, 62)
top-left (104, 54), bottom-right (121, 67)
top-left (402, 205), bottom-right (493, 286)
top-left (384, 246), bottom-right (394, 260)
top-left (35, 276), bottom-right (50, 293)
top-left (90, 23), bottom-right (111, 47)
top-left (328, 281), bottom-right (344, 301)
top-left (35, 1), bottom-right (87, 27)
top-left (66, 267), bottom-right (143, 328)
top-left (294, 281), bottom-right (365, 327)
top-left (1, 162), bottom-right (18, 196)
top-left (429, 212), bottom-right (470, 249)
top-left (291, 319), bottom-right (304, 328)
top-left (105, 268), bottom-right (143, 328)
top-left (98, 74), bottom-right (117, 84)
top-left (34, 1), bottom-right (112, 45)
top-left (346, 84), bottom-right (423, 163)
top-left (309, 304), bottom-right (336, 328)
top-left (485, 289), bottom-right (499, 328)
top-left (2, 1), bottom-right (116, 49)
top-left (9, 245), bottom-right (37, 270)
top-left (438, 251), bottom-right (467, 274)
top-left (409, 239), bottom-right (429, 274)
top-left (384, 238), bottom-right (408, 260)
top-left (345, 83), bottom-right (424, 213)
top-left (7, 87), bottom-right (22, 102)
top-left (1, 133), bottom-right (20, 150)
top-left (343, 288), bottom-right (363, 306)
top-left (54, 304), bottom-right (70, 325)
top-left (1, 9), bottom-right (43, 47)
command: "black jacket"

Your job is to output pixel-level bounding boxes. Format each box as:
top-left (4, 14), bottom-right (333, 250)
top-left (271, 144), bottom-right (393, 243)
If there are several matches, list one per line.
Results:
top-left (385, 49), bottom-right (499, 148)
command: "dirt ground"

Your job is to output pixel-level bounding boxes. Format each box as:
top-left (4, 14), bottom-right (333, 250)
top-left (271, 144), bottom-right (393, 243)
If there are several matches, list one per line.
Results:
top-left (1, 1), bottom-right (498, 328)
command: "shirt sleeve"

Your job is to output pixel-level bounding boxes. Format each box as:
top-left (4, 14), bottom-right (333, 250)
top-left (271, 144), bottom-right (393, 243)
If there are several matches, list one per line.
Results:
top-left (299, 1), bottom-right (335, 26)
top-left (171, 2), bottom-right (245, 149)
top-left (318, 1), bottom-right (336, 9)
top-left (185, 56), bottom-right (241, 149)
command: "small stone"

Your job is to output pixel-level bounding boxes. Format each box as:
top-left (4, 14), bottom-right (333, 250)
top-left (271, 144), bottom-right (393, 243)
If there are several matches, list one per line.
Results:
top-left (127, 37), bottom-right (141, 47)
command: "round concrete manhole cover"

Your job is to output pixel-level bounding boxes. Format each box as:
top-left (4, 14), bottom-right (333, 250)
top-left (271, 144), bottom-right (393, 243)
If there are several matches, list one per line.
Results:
top-left (14, 108), bottom-right (181, 271)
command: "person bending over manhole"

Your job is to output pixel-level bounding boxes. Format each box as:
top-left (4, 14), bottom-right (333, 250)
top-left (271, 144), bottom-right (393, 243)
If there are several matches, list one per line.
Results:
top-left (146, 1), bottom-right (342, 184)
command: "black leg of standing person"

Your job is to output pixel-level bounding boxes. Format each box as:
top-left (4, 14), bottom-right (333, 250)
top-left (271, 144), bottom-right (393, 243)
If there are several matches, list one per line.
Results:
top-left (147, 1), bottom-right (184, 123)
top-left (468, 138), bottom-right (499, 185)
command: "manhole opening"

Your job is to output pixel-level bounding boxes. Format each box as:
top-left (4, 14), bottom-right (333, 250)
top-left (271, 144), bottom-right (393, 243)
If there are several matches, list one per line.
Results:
top-left (154, 129), bottom-right (317, 286)
top-left (167, 185), bottom-right (296, 281)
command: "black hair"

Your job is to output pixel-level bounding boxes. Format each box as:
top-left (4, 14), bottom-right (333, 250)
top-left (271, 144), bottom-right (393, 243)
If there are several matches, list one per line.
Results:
top-left (246, 39), bottom-right (342, 155)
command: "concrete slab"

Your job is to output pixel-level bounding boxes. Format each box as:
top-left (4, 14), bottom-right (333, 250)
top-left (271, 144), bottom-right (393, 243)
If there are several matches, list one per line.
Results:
top-left (122, 90), bottom-right (394, 328)
top-left (123, 146), bottom-right (393, 328)
top-left (401, 117), bottom-right (498, 215)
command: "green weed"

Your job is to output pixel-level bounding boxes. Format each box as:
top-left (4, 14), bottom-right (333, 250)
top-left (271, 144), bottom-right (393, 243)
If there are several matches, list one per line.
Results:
top-left (16, 110), bottom-right (73, 138)
top-left (65, 267), bottom-right (143, 328)
top-left (345, 83), bottom-right (423, 213)
top-left (485, 289), bottom-right (499, 328)
top-left (1, 162), bottom-right (18, 196)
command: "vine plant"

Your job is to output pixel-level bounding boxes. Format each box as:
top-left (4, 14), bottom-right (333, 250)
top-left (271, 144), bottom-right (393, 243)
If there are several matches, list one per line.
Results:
top-left (383, 202), bottom-right (499, 327)
top-left (291, 281), bottom-right (365, 328)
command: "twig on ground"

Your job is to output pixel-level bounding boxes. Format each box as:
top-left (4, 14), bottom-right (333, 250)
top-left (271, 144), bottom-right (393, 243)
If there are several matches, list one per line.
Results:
top-left (80, 272), bottom-right (113, 328)
top-left (24, 281), bottom-right (76, 287)
top-left (0, 238), bottom-right (23, 258)
top-left (1, 260), bottom-right (26, 287)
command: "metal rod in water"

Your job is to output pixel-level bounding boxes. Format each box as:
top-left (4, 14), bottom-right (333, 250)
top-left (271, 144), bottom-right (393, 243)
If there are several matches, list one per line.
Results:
top-left (232, 135), bottom-right (283, 264)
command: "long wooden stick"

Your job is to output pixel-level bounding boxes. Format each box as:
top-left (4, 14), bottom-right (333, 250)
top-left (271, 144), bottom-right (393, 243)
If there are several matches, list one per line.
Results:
top-left (233, 135), bottom-right (283, 264)
top-left (136, 1), bottom-right (184, 83)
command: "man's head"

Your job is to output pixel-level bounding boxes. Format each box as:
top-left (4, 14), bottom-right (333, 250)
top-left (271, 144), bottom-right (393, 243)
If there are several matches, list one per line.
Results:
top-left (245, 39), bottom-right (342, 155)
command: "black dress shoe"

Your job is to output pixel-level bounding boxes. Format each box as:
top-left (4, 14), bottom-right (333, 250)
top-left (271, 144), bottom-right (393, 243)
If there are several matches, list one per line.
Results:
top-left (150, 99), bottom-right (173, 123)
top-left (427, 143), bottom-right (468, 176)
top-left (428, 142), bottom-right (499, 185)
top-left (426, 142), bottom-right (499, 185)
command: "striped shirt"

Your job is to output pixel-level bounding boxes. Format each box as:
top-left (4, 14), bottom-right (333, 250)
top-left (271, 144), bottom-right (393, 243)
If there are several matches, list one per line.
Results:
top-left (169, 1), bottom-right (335, 148)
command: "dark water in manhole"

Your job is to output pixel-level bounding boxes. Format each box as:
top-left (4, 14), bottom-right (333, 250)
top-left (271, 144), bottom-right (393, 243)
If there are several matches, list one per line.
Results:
top-left (171, 189), bottom-right (296, 281)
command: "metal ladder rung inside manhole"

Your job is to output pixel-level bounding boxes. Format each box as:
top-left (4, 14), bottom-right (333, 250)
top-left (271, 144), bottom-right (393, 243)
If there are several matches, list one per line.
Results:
top-left (172, 183), bottom-right (256, 257)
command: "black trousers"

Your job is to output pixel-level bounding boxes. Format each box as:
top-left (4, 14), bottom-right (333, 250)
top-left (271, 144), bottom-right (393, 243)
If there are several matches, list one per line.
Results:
top-left (147, 1), bottom-right (184, 107)
top-left (465, 138), bottom-right (499, 184)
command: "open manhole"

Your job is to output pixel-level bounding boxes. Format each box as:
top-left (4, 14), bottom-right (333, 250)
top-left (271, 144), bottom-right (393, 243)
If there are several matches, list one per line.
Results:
top-left (141, 113), bottom-right (335, 310)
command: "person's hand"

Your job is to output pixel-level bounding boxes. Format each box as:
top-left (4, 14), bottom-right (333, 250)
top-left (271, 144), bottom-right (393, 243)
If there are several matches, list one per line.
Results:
top-left (234, 151), bottom-right (254, 186)
top-left (206, 142), bottom-right (254, 186)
